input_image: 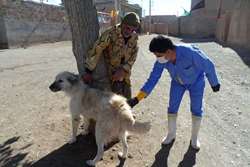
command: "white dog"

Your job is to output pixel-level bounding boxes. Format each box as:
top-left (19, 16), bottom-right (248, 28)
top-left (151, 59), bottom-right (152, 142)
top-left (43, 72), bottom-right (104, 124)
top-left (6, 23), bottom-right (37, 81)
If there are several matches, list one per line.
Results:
top-left (49, 71), bottom-right (151, 166)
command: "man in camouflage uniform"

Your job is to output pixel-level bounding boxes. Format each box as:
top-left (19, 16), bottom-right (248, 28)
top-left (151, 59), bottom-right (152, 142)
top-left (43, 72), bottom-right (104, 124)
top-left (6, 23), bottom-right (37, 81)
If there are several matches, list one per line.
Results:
top-left (82, 12), bottom-right (140, 99)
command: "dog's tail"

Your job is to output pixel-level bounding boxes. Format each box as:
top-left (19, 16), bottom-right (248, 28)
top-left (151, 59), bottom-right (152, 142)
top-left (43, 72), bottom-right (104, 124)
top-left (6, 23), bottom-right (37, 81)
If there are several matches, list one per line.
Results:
top-left (127, 121), bottom-right (151, 134)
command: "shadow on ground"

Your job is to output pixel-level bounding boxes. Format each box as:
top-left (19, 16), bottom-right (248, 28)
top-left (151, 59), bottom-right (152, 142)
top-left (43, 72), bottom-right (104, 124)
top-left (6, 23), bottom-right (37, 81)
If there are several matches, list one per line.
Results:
top-left (151, 140), bottom-right (174, 167)
top-left (180, 37), bottom-right (215, 43)
top-left (150, 141), bottom-right (199, 167)
top-left (0, 136), bottom-right (32, 167)
top-left (230, 46), bottom-right (250, 68)
top-left (178, 145), bottom-right (199, 167)
top-left (31, 134), bottom-right (120, 167)
top-left (30, 134), bottom-right (96, 167)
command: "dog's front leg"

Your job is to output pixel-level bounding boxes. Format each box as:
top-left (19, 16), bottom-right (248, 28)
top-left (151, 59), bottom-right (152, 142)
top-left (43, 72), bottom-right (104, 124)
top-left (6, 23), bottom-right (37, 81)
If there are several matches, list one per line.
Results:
top-left (68, 115), bottom-right (80, 144)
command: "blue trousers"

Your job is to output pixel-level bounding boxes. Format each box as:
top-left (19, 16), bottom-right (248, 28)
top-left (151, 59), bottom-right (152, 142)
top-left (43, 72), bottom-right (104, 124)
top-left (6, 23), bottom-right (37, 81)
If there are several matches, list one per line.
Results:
top-left (168, 77), bottom-right (205, 117)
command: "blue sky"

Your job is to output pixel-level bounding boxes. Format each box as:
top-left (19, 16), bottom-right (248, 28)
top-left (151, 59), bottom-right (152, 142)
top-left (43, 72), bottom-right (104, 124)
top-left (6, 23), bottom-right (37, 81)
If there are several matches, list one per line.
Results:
top-left (30, 0), bottom-right (191, 16)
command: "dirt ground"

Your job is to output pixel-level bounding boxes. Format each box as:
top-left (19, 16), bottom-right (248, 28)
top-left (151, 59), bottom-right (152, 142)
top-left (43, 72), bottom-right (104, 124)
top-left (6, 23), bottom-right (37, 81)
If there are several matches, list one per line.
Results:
top-left (0, 35), bottom-right (250, 167)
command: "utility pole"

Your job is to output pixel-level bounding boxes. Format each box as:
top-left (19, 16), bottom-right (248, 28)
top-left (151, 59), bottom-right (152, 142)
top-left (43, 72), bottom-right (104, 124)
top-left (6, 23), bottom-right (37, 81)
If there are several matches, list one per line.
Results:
top-left (217, 0), bottom-right (222, 19)
top-left (115, 0), bottom-right (121, 24)
top-left (149, 0), bottom-right (151, 34)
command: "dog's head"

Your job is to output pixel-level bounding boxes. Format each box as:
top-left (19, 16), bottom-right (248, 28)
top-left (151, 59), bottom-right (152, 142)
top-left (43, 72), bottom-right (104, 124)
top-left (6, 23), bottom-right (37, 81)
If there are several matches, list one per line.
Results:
top-left (49, 71), bottom-right (79, 92)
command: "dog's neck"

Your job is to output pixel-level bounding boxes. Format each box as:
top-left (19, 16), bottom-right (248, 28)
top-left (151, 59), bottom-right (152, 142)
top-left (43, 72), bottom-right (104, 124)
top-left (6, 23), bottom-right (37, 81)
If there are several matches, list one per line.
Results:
top-left (64, 80), bottom-right (87, 97)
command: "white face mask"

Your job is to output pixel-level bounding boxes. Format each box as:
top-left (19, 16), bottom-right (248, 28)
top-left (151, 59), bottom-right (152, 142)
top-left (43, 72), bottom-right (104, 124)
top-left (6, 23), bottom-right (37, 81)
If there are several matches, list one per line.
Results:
top-left (157, 56), bottom-right (168, 64)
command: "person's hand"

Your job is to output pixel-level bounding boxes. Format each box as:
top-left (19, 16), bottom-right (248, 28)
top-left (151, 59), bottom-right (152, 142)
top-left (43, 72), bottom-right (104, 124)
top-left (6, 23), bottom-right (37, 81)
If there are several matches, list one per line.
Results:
top-left (127, 97), bottom-right (139, 108)
top-left (112, 68), bottom-right (126, 81)
top-left (212, 84), bottom-right (220, 92)
top-left (82, 73), bottom-right (93, 84)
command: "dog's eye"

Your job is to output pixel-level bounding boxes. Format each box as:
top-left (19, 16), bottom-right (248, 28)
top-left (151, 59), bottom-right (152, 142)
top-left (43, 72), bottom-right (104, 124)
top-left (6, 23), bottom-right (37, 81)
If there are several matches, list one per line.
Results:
top-left (58, 79), bottom-right (63, 83)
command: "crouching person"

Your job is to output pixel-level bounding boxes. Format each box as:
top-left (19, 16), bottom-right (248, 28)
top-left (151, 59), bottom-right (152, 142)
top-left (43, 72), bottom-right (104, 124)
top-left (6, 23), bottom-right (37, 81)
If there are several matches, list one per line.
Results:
top-left (82, 12), bottom-right (140, 99)
top-left (128, 36), bottom-right (220, 150)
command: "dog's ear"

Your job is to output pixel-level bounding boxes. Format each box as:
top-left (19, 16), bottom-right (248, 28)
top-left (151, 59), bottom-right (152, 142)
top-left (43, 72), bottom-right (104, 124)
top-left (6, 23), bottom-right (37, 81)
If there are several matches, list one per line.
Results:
top-left (68, 74), bottom-right (79, 85)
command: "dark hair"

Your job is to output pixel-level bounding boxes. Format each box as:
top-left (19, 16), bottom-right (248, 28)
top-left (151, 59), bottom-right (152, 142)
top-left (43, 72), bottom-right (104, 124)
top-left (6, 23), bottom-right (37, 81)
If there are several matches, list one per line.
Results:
top-left (149, 36), bottom-right (175, 53)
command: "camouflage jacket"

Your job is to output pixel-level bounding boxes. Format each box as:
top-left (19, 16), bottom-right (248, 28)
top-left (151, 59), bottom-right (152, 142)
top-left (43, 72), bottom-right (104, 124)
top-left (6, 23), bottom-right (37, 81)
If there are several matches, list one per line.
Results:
top-left (85, 25), bottom-right (138, 84)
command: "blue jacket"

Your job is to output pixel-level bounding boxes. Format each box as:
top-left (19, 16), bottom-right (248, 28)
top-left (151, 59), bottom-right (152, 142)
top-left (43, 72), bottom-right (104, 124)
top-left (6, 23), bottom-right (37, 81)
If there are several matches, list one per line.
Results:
top-left (141, 44), bottom-right (220, 95)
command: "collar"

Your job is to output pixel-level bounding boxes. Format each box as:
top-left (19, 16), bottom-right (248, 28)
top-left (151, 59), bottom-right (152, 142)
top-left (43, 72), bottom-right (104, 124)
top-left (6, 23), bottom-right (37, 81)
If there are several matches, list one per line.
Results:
top-left (172, 45), bottom-right (179, 65)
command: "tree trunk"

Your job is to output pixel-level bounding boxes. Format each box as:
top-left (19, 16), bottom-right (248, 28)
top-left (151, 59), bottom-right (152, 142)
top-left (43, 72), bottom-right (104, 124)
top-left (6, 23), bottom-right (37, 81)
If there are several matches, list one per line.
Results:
top-left (64, 0), bottom-right (110, 90)
top-left (64, 0), bottom-right (99, 75)
top-left (64, 0), bottom-right (111, 133)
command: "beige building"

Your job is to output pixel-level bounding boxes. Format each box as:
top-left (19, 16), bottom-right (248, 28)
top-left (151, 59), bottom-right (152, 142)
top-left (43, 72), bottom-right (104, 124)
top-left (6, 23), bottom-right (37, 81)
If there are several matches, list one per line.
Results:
top-left (216, 0), bottom-right (250, 50)
top-left (179, 0), bottom-right (237, 38)
top-left (191, 0), bottom-right (250, 50)
top-left (95, 0), bottom-right (142, 18)
top-left (141, 0), bottom-right (250, 50)
top-left (191, 0), bottom-right (236, 16)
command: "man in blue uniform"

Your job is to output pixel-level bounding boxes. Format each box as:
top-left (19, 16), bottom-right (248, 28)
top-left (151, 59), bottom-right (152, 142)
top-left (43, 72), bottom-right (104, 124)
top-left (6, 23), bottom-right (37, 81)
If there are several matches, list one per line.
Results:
top-left (128, 36), bottom-right (220, 150)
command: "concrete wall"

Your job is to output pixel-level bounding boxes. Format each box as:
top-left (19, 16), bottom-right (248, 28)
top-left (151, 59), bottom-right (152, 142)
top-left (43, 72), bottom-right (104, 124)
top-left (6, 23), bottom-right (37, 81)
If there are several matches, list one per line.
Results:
top-left (142, 15), bottom-right (178, 35)
top-left (142, 13), bottom-right (217, 37)
top-left (140, 0), bottom-right (219, 38)
top-left (227, 1), bottom-right (250, 50)
top-left (216, 0), bottom-right (250, 50)
top-left (181, 0), bottom-right (237, 38)
top-left (215, 12), bottom-right (231, 43)
top-left (0, 1), bottom-right (71, 48)
top-left (4, 16), bottom-right (70, 47)
top-left (141, 0), bottom-right (240, 38)
top-left (220, 0), bottom-right (238, 12)
top-left (179, 10), bottom-right (217, 38)
top-left (152, 15), bottom-right (178, 35)
top-left (191, 0), bottom-right (237, 13)
top-left (186, 5), bottom-right (217, 38)
top-left (0, 16), bottom-right (8, 48)
top-left (205, 0), bottom-right (219, 11)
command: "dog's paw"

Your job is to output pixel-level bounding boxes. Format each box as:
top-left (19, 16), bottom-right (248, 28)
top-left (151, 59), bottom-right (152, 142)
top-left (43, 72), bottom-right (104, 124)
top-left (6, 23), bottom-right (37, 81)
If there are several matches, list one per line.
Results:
top-left (86, 160), bottom-right (95, 166)
top-left (68, 137), bottom-right (77, 144)
top-left (118, 152), bottom-right (127, 159)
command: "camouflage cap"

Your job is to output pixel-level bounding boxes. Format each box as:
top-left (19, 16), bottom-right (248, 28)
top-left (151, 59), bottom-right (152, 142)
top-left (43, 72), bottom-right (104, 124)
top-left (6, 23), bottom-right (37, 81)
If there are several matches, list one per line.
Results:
top-left (121, 12), bottom-right (140, 27)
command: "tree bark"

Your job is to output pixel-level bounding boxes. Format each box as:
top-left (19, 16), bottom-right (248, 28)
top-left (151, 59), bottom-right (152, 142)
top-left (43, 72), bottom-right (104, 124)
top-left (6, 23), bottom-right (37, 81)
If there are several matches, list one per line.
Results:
top-left (64, 0), bottom-right (110, 90)
top-left (63, 0), bottom-right (99, 76)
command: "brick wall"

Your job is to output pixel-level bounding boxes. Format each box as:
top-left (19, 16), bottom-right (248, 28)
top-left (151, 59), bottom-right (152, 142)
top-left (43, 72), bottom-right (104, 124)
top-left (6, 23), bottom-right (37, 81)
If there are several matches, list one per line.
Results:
top-left (0, 0), bottom-right (71, 48)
